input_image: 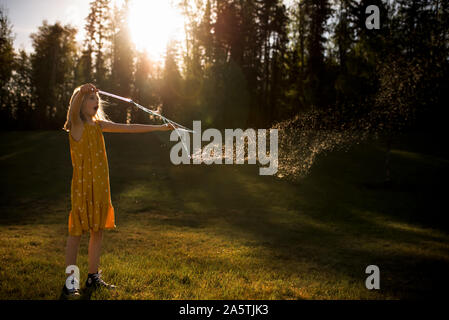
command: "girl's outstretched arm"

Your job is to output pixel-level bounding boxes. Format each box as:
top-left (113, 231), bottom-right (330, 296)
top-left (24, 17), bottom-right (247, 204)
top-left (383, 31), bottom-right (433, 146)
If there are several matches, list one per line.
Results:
top-left (98, 120), bottom-right (177, 133)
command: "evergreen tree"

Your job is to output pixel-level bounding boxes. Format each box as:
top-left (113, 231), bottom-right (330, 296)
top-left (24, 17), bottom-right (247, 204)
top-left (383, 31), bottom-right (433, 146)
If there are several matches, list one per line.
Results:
top-left (109, 1), bottom-right (134, 123)
top-left (84, 0), bottom-right (111, 88)
top-left (161, 40), bottom-right (183, 122)
top-left (30, 21), bottom-right (78, 129)
top-left (133, 51), bottom-right (160, 125)
top-left (0, 6), bottom-right (15, 129)
top-left (11, 50), bottom-right (35, 129)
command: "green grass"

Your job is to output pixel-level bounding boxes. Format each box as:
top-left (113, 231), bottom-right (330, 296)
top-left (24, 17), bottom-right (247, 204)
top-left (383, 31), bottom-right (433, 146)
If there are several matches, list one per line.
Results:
top-left (0, 129), bottom-right (448, 299)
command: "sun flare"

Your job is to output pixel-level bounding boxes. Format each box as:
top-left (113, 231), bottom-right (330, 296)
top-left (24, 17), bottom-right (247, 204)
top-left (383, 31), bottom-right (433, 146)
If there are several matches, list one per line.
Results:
top-left (128, 0), bottom-right (185, 61)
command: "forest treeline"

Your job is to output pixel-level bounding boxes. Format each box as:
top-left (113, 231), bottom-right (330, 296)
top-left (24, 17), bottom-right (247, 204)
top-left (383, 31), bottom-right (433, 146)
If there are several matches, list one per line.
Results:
top-left (0, 0), bottom-right (448, 132)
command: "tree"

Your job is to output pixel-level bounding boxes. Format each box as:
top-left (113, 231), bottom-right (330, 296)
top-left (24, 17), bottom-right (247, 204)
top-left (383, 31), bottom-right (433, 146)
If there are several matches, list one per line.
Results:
top-left (284, 0), bottom-right (308, 116)
top-left (304, 0), bottom-right (333, 110)
top-left (197, 0), bottom-right (214, 67)
top-left (75, 48), bottom-right (94, 85)
top-left (133, 51), bottom-right (161, 125)
top-left (84, 0), bottom-right (111, 87)
top-left (0, 6), bottom-right (15, 129)
top-left (30, 21), bottom-right (78, 129)
top-left (182, 0), bottom-right (290, 128)
top-left (392, 0), bottom-right (449, 130)
top-left (161, 40), bottom-right (183, 123)
top-left (109, 1), bottom-right (134, 123)
top-left (10, 50), bottom-right (36, 129)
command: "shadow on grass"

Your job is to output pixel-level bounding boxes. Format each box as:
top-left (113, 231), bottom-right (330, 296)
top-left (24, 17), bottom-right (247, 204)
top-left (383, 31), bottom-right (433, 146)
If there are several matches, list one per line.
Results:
top-left (1, 130), bottom-right (448, 299)
top-left (117, 139), bottom-right (449, 299)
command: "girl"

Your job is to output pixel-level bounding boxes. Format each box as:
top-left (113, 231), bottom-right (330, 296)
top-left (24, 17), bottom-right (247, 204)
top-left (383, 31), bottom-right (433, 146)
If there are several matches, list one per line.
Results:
top-left (62, 83), bottom-right (176, 298)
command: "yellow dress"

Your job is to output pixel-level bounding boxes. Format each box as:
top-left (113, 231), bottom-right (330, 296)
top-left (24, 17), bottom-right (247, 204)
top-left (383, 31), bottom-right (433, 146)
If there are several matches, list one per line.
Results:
top-left (68, 120), bottom-right (115, 236)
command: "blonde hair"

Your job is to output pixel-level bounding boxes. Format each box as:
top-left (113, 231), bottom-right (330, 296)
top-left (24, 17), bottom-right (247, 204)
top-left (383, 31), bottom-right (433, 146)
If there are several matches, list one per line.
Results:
top-left (63, 85), bottom-right (111, 132)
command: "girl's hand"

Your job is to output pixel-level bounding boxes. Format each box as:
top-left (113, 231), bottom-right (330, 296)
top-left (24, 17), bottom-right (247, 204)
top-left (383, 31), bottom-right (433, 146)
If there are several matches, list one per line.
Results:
top-left (80, 83), bottom-right (98, 95)
top-left (163, 123), bottom-right (179, 131)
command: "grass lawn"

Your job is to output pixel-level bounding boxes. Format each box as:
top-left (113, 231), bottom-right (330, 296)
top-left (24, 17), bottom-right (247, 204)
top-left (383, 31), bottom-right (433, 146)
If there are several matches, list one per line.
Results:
top-left (0, 129), bottom-right (448, 300)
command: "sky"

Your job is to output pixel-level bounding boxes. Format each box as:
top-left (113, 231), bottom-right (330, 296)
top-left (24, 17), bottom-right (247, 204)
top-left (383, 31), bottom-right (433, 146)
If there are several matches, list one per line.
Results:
top-left (1, 0), bottom-right (91, 52)
top-left (1, 0), bottom-right (295, 54)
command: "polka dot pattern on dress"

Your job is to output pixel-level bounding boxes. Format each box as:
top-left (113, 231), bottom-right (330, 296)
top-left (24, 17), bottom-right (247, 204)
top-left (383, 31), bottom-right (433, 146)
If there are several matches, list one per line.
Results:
top-left (67, 120), bottom-right (116, 236)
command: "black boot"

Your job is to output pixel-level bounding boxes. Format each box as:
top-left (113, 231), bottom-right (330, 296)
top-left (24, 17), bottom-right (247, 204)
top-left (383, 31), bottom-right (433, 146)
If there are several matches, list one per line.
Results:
top-left (85, 270), bottom-right (116, 290)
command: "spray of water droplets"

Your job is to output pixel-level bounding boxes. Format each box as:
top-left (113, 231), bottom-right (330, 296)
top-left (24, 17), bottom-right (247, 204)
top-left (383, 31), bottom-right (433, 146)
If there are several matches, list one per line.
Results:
top-left (176, 108), bottom-right (371, 181)
top-left (188, 132), bottom-right (260, 165)
top-left (272, 109), bottom-right (370, 181)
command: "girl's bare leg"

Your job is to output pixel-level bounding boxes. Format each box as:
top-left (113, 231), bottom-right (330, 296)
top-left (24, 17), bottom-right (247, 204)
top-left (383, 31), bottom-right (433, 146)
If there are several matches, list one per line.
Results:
top-left (88, 230), bottom-right (103, 274)
top-left (65, 235), bottom-right (81, 267)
